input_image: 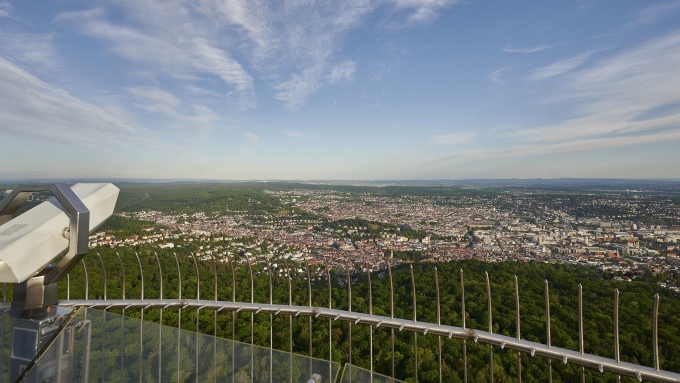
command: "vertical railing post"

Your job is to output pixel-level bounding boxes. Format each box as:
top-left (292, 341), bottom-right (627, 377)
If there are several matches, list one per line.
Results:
top-left (654, 293), bottom-right (660, 371)
top-left (210, 254), bottom-right (217, 383)
top-left (326, 261), bottom-right (333, 382)
top-left (245, 252), bottom-right (254, 380)
top-left (411, 265), bottom-right (418, 383)
top-left (266, 258), bottom-right (273, 383)
top-left (134, 252), bottom-right (145, 383)
top-left (173, 252), bottom-right (182, 383)
top-left (191, 253), bottom-right (199, 381)
top-left (96, 253), bottom-right (107, 301)
top-left (460, 269), bottom-right (467, 383)
top-left (545, 280), bottom-right (552, 383)
top-left (116, 253), bottom-right (127, 377)
top-left (284, 259), bottom-right (293, 382)
top-left (515, 276), bottom-right (521, 383)
top-left (368, 265), bottom-right (374, 382)
top-left (579, 283), bottom-right (584, 383)
top-left (614, 288), bottom-right (620, 383)
top-left (227, 253), bottom-right (235, 383)
top-left (388, 262), bottom-right (395, 379)
top-left (486, 272), bottom-right (493, 383)
top-left (155, 252), bottom-right (164, 383)
top-left (345, 259), bottom-right (352, 370)
top-left (305, 257), bottom-right (313, 375)
top-left (435, 266), bottom-right (442, 383)
top-left (245, 252), bottom-right (254, 346)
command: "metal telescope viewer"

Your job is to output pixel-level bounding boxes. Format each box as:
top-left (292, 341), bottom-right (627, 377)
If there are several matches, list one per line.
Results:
top-left (0, 183), bottom-right (119, 382)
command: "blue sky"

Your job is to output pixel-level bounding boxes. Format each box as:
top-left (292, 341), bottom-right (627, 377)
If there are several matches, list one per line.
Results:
top-left (1, 0), bottom-right (679, 180)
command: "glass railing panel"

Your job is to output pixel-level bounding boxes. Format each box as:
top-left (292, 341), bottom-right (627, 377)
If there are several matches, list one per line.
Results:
top-left (16, 307), bottom-right (340, 383)
top-left (340, 364), bottom-right (407, 383)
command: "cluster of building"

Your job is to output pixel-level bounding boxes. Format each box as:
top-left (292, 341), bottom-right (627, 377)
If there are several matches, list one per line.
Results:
top-left (89, 188), bottom-right (680, 285)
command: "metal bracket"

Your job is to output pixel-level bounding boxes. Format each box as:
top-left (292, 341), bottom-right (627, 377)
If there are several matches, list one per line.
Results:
top-left (0, 183), bottom-right (90, 285)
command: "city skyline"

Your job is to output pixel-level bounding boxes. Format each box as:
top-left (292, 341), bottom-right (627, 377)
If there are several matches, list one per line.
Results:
top-left (1, 0), bottom-right (680, 180)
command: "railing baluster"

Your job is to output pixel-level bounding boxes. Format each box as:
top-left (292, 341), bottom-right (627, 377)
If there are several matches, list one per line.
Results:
top-left (82, 259), bottom-right (89, 301)
top-left (388, 262), bottom-right (395, 379)
top-left (305, 256), bottom-right (313, 375)
top-left (345, 259), bottom-right (353, 372)
top-left (326, 261), bottom-right (332, 383)
top-left (135, 252), bottom-right (145, 383)
top-left (173, 252), bottom-right (181, 383)
top-left (515, 276), bottom-right (521, 383)
top-left (368, 265), bottom-right (374, 382)
top-left (435, 266), bottom-right (442, 383)
top-left (545, 280), bottom-right (552, 383)
top-left (461, 268), bottom-right (467, 383)
top-left (227, 253), bottom-right (235, 383)
top-left (615, 288), bottom-right (620, 383)
top-left (411, 265), bottom-right (418, 383)
top-left (284, 259), bottom-right (293, 383)
top-left (579, 283), bottom-right (584, 383)
top-left (245, 252), bottom-right (254, 380)
top-left (96, 253), bottom-right (107, 301)
top-left (654, 293), bottom-right (660, 371)
top-left (245, 252), bottom-right (254, 345)
top-left (267, 258), bottom-right (273, 383)
top-left (486, 272), bottom-right (494, 383)
top-left (155, 252), bottom-right (163, 383)
top-left (209, 254), bottom-right (217, 383)
top-left (116, 251), bottom-right (126, 378)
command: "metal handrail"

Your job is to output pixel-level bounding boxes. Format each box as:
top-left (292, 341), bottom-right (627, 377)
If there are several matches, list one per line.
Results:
top-left (62, 298), bottom-right (680, 383)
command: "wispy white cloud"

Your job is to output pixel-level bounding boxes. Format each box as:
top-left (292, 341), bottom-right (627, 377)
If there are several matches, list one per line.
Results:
top-left (521, 31), bottom-right (680, 143)
top-left (55, 0), bottom-right (456, 111)
top-left (0, 32), bottom-right (58, 69)
top-left (389, 0), bottom-right (457, 25)
top-left (444, 129), bottom-right (680, 162)
top-left (503, 41), bottom-right (553, 54)
top-left (55, 6), bottom-right (255, 107)
top-left (431, 132), bottom-right (474, 145)
top-left (445, 30), bottom-right (680, 162)
top-left (126, 87), bottom-right (180, 115)
top-left (420, 29), bottom-right (680, 171)
top-left (489, 67), bottom-right (511, 85)
top-left (630, 2), bottom-right (680, 26)
top-left (0, 2), bottom-right (12, 18)
top-left (528, 52), bottom-right (591, 81)
top-left (0, 58), bottom-right (147, 147)
top-left (328, 60), bottom-right (356, 84)
top-left (242, 130), bottom-right (259, 143)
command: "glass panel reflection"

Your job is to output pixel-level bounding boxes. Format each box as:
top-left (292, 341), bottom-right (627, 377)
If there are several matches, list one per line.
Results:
top-left (15, 307), bottom-right (340, 383)
top-left (340, 365), bottom-right (406, 383)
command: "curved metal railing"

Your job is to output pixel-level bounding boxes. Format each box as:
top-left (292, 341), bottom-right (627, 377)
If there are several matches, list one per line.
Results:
top-left (52, 251), bottom-right (680, 383)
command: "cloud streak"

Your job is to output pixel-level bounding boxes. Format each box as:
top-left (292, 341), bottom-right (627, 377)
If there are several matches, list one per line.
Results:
top-left (56, 6), bottom-right (255, 107)
top-left (503, 42), bottom-right (553, 54)
top-left (0, 2), bottom-right (11, 18)
top-left (0, 58), bottom-right (146, 148)
top-left (431, 132), bottom-right (474, 145)
top-left (389, 0), bottom-right (458, 25)
top-left (55, 0), bottom-right (456, 110)
top-left (528, 52), bottom-right (591, 81)
top-left (438, 30), bottom-right (680, 164)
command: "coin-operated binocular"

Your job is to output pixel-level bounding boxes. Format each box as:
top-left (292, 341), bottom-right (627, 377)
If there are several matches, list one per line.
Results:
top-left (0, 183), bottom-right (119, 382)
